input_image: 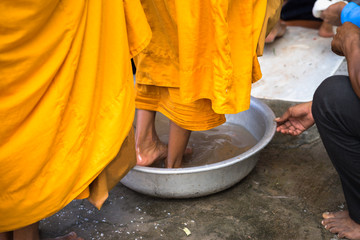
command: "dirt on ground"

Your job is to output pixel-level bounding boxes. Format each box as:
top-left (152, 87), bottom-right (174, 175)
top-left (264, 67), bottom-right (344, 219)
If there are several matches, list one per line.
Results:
top-left (40, 127), bottom-right (346, 240)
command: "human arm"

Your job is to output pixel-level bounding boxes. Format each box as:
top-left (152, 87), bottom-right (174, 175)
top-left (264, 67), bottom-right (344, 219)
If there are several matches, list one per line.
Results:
top-left (331, 22), bottom-right (360, 98)
top-left (321, 1), bottom-right (360, 27)
top-left (341, 2), bottom-right (360, 27)
top-left (275, 102), bottom-right (315, 136)
top-left (320, 1), bottom-right (347, 26)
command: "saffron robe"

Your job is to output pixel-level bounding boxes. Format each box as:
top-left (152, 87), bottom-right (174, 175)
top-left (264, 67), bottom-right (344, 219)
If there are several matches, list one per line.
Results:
top-left (0, 0), bottom-right (151, 231)
top-left (134, 0), bottom-right (270, 131)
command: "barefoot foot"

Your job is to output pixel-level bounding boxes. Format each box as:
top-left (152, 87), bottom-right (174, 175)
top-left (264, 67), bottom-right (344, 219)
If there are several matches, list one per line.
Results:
top-left (322, 211), bottom-right (360, 239)
top-left (184, 146), bottom-right (193, 156)
top-left (136, 141), bottom-right (193, 167)
top-left (135, 110), bottom-right (168, 166)
top-left (318, 22), bottom-right (334, 38)
top-left (265, 21), bottom-right (287, 43)
top-left (136, 139), bottom-right (168, 166)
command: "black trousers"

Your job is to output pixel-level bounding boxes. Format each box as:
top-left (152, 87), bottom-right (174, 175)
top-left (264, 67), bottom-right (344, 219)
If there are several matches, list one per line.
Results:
top-left (312, 75), bottom-right (360, 223)
top-left (281, 0), bottom-right (360, 21)
top-left (281, 0), bottom-right (320, 21)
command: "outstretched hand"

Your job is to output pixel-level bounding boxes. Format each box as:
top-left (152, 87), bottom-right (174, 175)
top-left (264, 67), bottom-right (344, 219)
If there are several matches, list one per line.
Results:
top-left (275, 102), bottom-right (315, 136)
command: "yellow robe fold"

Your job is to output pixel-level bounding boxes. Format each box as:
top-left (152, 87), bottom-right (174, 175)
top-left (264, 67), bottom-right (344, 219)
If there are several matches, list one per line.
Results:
top-left (0, 0), bottom-right (151, 232)
top-left (134, 0), bottom-right (269, 130)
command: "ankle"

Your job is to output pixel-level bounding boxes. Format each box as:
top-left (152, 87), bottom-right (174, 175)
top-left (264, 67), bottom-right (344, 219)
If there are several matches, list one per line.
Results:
top-left (166, 155), bottom-right (183, 168)
top-left (0, 232), bottom-right (13, 240)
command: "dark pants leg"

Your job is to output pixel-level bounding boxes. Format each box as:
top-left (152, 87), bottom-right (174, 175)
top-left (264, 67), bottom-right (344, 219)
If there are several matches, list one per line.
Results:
top-left (312, 75), bottom-right (360, 223)
top-left (281, 0), bottom-right (320, 21)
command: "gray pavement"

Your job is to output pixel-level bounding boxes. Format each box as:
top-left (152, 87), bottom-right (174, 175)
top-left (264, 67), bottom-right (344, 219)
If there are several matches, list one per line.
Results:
top-left (40, 124), bottom-right (346, 240)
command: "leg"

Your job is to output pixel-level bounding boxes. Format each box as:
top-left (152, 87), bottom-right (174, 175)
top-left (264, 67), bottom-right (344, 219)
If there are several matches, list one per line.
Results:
top-left (166, 121), bottom-right (191, 168)
top-left (135, 109), bottom-right (167, 166)
top-left (265, 21), bottom-right (287, 43)
top-left (318, 22), bottom-right (334, 38)
top-left (0, 232), bottom-right (12, 240)
top-left (6, 222), bottom-right (83, 240)
top-left (312, 75), bottom-right (360, 239)
top-left (13, 223), bottom-right (39, 240)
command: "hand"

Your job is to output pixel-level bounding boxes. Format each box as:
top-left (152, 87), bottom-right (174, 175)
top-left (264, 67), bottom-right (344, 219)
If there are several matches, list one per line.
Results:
top-left (331, 22), bottom-right (360, 56)
top-left (320, 2), bottom-right (347, 26)
top-left (275, 102), bottom-right (315, 136)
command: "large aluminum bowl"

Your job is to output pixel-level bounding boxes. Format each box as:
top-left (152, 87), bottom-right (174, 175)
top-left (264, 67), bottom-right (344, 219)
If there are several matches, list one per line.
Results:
top-left (121, 97), bottom-right (276, 198)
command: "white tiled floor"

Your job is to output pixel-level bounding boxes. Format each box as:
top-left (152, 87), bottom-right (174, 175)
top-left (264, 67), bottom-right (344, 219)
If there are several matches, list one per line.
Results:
top-left (251, 26), bottom-right (345, 102)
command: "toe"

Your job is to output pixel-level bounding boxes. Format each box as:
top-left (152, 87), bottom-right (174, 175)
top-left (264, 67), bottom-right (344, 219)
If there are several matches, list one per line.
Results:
top-left (184, 147), bottom-right (193, 155)
top-left (66, 232), bottom-right (77, 240)
top-left (328, 226), bottom-right (338, 234)
top-left (322, 212), bottom-right (336, 219)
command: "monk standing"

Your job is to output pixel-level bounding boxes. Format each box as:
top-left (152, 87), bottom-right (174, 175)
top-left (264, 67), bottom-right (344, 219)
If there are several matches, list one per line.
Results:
top-left (134, 0), bottom-right (282, 168)
top-left (0, 0), bottom-right (151, 239)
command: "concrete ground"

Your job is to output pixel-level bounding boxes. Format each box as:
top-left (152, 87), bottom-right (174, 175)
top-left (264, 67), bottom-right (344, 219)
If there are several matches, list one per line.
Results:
top-left (40, 27), bottom-right (349, 240)
top-left (40, 132), bottom-right (346, 240)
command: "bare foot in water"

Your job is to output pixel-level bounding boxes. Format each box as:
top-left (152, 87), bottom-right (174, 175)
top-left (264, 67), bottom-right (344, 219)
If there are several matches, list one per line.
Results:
top-left (318, 22), bottom-right (334, 38)
top-left (136, 137), bottom-right (168, 166)
top-left (136, 139), bottom-right (193, 167)
top-left (135, 110), bottom-right (168, 166)
top-left (135, 109), bottom-right (193, 167)
top-left (265, 21), bottom-right (287, 43)
top-left (322, 211), bottom-right (360, 239)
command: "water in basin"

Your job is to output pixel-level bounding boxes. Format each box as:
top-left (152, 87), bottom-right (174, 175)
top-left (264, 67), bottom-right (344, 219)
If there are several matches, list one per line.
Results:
top-left (150, 114), bottom-right (258, 168)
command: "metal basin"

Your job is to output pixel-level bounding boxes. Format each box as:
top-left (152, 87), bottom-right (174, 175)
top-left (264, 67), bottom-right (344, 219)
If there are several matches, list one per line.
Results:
top-left (121, 97), bottom-right (276, 198)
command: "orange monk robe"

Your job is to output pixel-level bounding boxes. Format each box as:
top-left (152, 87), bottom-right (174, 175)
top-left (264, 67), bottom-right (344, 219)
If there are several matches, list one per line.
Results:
top-left (0, 0), bottom-right (151, 232)
top-left (134, 0), bottom-right (279, 131)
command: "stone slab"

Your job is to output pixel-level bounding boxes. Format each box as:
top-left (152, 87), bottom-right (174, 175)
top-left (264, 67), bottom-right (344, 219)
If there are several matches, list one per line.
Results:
top-left (252, 26), bottom-right (344, 102)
